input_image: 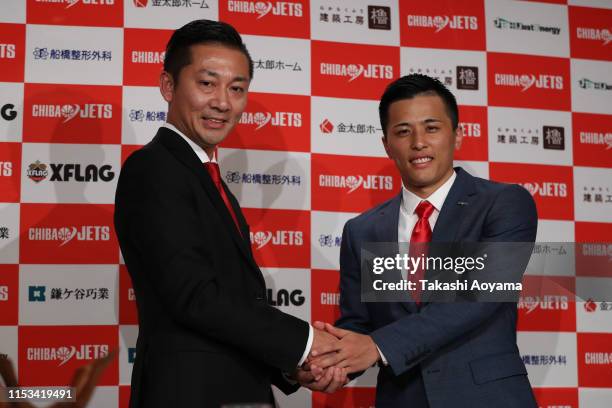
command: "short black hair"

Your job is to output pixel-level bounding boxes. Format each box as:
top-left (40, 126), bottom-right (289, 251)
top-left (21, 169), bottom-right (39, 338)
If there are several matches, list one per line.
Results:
top-left (379, 74), bottom-right (459, 136)
top-left (163, 19), bottom-right (253, 84)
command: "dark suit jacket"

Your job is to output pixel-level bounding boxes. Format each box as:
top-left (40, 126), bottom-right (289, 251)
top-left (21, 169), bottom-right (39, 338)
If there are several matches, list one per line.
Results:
top-left (114, 127), bottom-right (309, 408)
top-left (336, 168), bottom-right (539, 408)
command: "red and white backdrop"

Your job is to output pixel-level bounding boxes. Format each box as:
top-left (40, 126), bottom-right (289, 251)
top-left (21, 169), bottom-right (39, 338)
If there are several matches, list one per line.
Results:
top-left (0, 0), bottom-right (611, 406)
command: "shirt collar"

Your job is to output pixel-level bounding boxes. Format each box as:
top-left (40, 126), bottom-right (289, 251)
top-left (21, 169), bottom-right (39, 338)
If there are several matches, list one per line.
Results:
top-left (162, 122), bottom-right (216, 164)
top-left (401, 170), bottom-right (457, 215)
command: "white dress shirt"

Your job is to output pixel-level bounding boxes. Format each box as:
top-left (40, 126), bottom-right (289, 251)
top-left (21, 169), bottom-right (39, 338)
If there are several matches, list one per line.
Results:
top-left (377, 171), bottom-right (457, 366)
top-left (162, 123), bottom-right (313, 367)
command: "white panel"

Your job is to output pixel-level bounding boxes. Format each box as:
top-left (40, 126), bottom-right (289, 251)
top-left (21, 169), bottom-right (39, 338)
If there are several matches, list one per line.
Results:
top-left (243, 35), bottom-right (311, 96)
top-left (219, 148), bottom-right (310, 210)
top-left (19, 264), bottom-right (119, 325)
top-left (25, 25), bottom-right (123, 85)
top-left (488, 107), bottom-right (573, 166)
top-left (571, 58), bottom-right (612, 115)
top-left (124, 0), bottom-right (218, 29)
top-left (517, 331), bottom-right (578, 387)
top-left (21, 143), bottom-right (120, 204)
top-left (485, 0), bottom-right (570, 57)
top-left (311, 0), bottom-right (400, 46)
top-left (573, 166), bottom-right (612, 223)
top-left (0, 82), bottom-right (23, 142)
top-left (401, 47), bottom-right (487, 106)
top-left (311, 96), bottom-right (386, 158)
top-left (122, 86), bottom-right (167, 145)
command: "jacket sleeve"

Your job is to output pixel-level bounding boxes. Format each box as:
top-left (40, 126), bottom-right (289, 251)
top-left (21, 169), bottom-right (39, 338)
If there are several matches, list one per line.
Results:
top-left (114, 151), bottom-right (309, 373)
top-left (369, 185), bottom-right (537, 376)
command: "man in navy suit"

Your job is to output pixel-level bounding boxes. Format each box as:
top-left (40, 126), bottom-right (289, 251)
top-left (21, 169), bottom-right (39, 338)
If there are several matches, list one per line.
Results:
top-left (308, 74), bottom-right (539, 407)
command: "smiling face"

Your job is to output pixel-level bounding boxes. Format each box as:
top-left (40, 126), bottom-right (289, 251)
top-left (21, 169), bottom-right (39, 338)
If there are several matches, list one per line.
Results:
top-left (382, 94), bottom-right (462, 198)
top-left (160, 43), bottom-right (250, 158)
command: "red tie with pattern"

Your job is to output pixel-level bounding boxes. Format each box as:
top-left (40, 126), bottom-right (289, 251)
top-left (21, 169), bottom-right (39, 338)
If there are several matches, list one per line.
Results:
top-left (409, 200), bottom-right (435, 304)
top-left (204, 162), bottom-right (242, 237)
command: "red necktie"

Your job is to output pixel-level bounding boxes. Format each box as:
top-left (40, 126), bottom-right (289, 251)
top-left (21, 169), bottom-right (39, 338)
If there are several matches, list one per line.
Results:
top-left (409, 200), bottom-right (435, 304)
top-left (204, 162), bottom-right (242, 237)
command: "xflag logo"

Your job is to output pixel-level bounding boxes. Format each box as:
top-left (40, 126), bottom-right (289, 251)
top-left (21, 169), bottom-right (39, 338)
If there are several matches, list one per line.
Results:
top-left (133, 0), bottom-right (148, 7)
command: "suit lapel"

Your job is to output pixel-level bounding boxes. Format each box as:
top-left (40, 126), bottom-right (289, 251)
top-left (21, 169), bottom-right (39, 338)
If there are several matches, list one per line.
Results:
top-left (154, 128), bottom-right (259, 273)
top-left (375, 194), bottom-right (419, 314)
top-left (431, 167), bottom-right (477, 243)
top-left (420, 168), bottom-right (477, 305)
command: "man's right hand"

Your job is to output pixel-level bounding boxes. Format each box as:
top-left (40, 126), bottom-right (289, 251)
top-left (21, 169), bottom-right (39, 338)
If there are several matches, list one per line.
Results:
top-left (306, 327), bottom-right (339, 380)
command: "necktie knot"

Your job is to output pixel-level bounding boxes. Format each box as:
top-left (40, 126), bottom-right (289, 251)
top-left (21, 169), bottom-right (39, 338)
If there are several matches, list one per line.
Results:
top-left (203, 162), bottom-right (242, 237)
top-left (204, 162), bottom-right (221, 187)
top-left (415, 200), bottom-right (435, 220)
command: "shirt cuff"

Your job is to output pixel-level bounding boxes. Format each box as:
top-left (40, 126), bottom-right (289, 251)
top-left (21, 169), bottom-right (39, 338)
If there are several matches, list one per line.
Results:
top-left (376, 345), bottom-right (389, 366)
top-left (297, 324), bottom-right (314, 367)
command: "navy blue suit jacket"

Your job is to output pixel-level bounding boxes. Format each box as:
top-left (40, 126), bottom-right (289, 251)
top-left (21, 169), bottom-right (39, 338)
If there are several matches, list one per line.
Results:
top-left (336, 168), bottom-right (539, 408)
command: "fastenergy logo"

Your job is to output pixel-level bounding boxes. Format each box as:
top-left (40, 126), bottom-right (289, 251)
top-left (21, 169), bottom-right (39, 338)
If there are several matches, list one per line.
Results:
top-left (32, 103), bottom-right (113, 123)
top-left (320, 63), bottom-right (393, 82)
top-left (494, 73), bottom-right (563, 92)
top-left (27, 344), bottom-right (109, 366)
top-left (239, 111), bottom-right (302, 130)
top-left (319, 174), bottom-right (393, 193)
top-left (28, 226), bottom-right (111, 246)
top-left (406, 15), bottom-right (478, 32)
top-left (493, 18), bottom-right (561, 35)
top-left (249, 230), bottom-right (303, 250)
top-left (577, 27), bottom-right (611, 46)
top-left (36, 0), bottom-right (115, 9)
top-left (227, 1), bottom-right (303, 19)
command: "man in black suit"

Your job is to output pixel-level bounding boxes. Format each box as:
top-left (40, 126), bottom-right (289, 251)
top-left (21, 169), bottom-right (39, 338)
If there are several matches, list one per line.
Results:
top-left (114, 20), bottom-right (344, 408)
top-left (308, 74), bottom-right (538, 407)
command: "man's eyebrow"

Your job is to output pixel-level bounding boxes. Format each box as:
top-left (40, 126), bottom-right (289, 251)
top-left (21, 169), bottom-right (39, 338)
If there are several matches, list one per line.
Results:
top-left (392, 118), bottom-right (442, 127)
top-left (197, 69), bottom-right (249, 82)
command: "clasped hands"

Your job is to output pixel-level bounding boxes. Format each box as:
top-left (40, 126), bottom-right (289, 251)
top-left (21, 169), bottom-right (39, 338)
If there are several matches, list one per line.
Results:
top-left (292, 321), bottom-right (381, 393)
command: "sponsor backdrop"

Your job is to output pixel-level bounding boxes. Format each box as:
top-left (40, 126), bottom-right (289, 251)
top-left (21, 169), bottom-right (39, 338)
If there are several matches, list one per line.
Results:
top-left (0, 0), bottom-right (611, 406)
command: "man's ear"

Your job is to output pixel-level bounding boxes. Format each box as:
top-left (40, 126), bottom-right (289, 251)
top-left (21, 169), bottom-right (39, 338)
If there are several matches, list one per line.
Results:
top-left (160, 71), bottom-right (174, 103)
top-left (454, 125), bottom-right (463, 150)
top-left (382, 135), bottom-right (392, 158)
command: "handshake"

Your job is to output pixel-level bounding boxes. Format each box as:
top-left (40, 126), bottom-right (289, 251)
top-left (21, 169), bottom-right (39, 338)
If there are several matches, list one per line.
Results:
top-left (291, 321), bottom-right (382, 394)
